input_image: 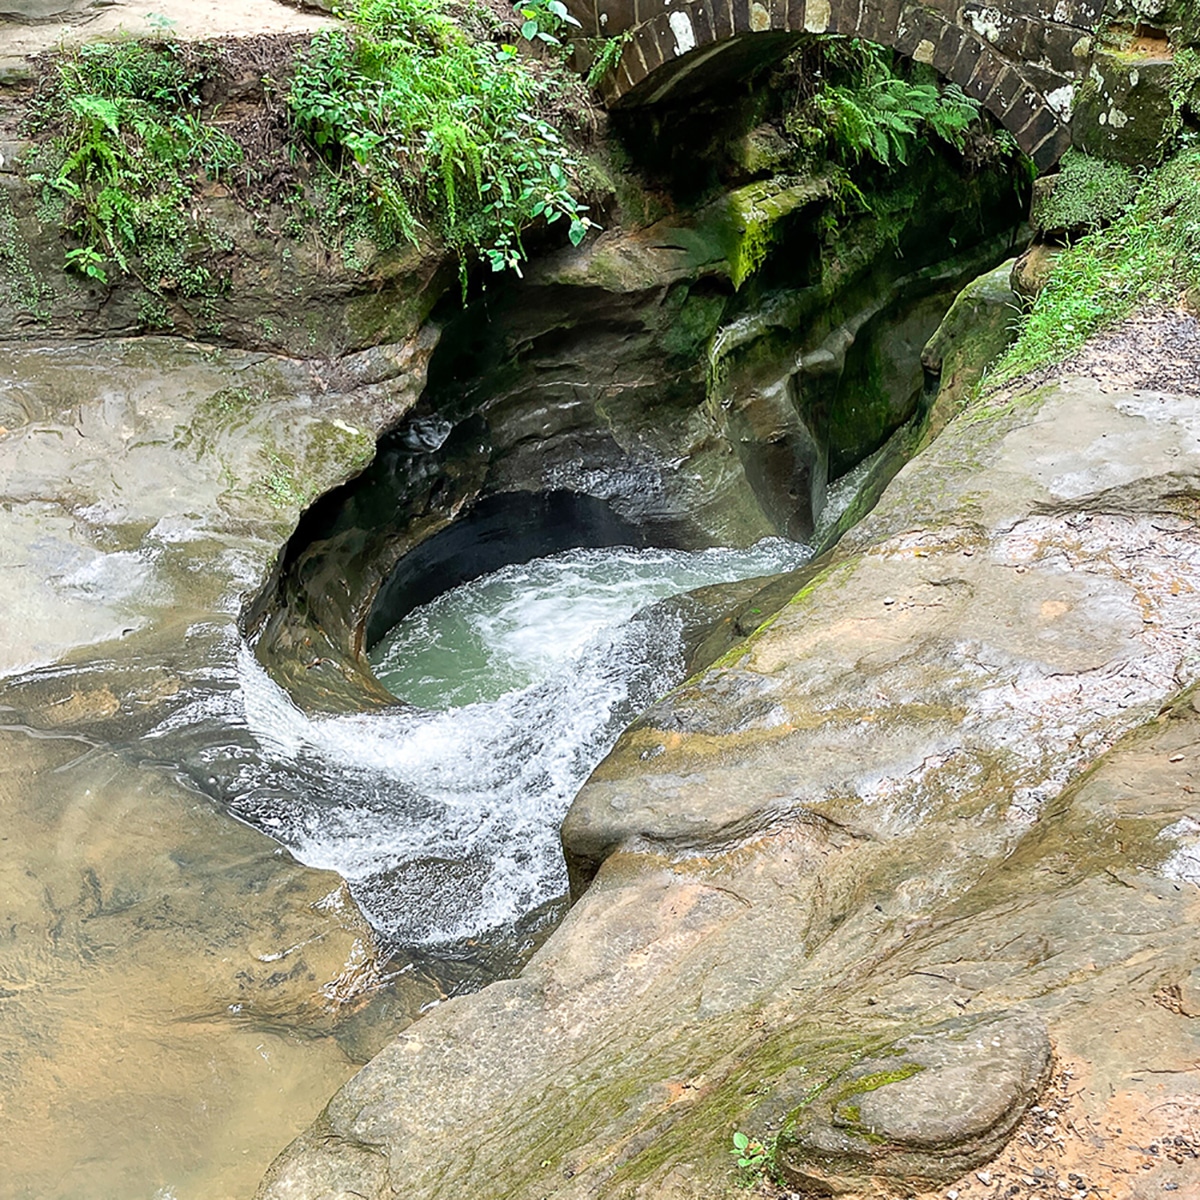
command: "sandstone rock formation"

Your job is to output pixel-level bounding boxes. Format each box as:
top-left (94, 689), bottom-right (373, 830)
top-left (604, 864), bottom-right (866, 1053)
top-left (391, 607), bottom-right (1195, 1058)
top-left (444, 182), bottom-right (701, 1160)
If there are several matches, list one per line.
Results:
top-left (258, 312), bottom-right (1200, 1199)
top-left (0, 331), bottom-right (442, 1198)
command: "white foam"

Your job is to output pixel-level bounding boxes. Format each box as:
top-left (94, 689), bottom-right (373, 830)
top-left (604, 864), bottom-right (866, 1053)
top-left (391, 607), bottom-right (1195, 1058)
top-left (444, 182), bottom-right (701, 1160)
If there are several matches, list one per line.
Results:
top-left (234, 538), bottom-right (809, 945)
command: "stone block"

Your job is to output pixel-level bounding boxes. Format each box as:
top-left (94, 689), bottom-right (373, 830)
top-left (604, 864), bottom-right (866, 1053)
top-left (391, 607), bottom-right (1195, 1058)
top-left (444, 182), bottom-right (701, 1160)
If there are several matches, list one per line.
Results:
top-left (1030, 122), bottom-right (1072, 170)
top-left (990, 0), bottom-right (1102, 29)
top-left (621, 36), bottom-right (652, 87)
top-left (1017, 104), bottom-right (1066, 159)
top-left (962, 44), bottom-right (1011, 105)
top-left (917, 0), bottom-right (959, 19)
top-left (691, 1), bottom-right (717, 49)
top-left (824, 0), bottom-right (863, 35)
top-left (948, 31), bottom-right (986, 93)
top-left (597, 0), bottom-right (638, 33)
top-left (962, 0), bottom-right (1020, 53)
top-left (635, 22), bottom-right (668, 73)
top-left (713, 0), bottom-right (736, 40)
top-left (1070, 52), bottom-right (1175, 166)
top-left (567, 1), bottom-right (602, 38)
top-left (615, 50), bottom-right (639, 94)
top-left (895, 4), bottom-right (948, 61)
top-left (1019, 17), bottom-right (1094, 74)
top-left (986, 63), bottom-right (1027, 119)
top-left (932, 22), bottom-right (967, 77)
top-left (856, 0), bottom-right (902, 44)
top-left (800, 0), bottom-right (831, 32)
top-left (1019, 63), bottom-right (1076, 119)
top-left (1003, 80), bottom-right (1044, 134)
top-left (786, 0), bottom-right (807, 32)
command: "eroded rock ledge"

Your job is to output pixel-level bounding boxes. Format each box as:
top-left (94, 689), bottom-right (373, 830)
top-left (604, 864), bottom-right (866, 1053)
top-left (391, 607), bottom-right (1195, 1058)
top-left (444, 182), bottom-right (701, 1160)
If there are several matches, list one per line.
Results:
top-left (260, 312), bottom-right (1200, 1200)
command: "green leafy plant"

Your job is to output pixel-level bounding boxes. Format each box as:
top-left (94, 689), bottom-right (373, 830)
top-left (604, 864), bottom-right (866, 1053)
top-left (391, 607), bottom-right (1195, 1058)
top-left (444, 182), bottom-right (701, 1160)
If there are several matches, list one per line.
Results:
top-left (288, 0), bottom-right (594, 281)
top-left (1169, 45), bottom-right (1200, 148)
top-left (513, 0), bottom-right (581, 47)
top-left (64, 244), bottom-right (108, 282)
top-left (584, 31), bottom-right (630, 89)
top-left (816, 44), bottom-right (979, 166)
top-left (25, 39), bottom-right (239, 293)
top-left (786, 40), bottom-right (981, 170)
top-left (730, 1130), bottom-right (772, 1183)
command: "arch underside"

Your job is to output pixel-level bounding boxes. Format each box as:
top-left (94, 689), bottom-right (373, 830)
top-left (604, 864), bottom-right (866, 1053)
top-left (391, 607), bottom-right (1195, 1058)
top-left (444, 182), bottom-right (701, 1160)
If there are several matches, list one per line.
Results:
top-left (590, 0), bottom-right (1098, 170)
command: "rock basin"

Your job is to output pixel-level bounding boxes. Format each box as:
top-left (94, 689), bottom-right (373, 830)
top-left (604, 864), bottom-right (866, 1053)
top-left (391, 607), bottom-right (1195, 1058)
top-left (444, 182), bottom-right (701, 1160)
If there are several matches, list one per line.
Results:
top-left (260, 312), bottom-right (1200, 1200)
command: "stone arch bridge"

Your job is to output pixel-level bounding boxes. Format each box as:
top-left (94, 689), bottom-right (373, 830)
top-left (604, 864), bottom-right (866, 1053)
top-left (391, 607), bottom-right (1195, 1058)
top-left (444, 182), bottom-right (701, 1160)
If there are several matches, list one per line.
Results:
top-left (569, 0), bottom-right (1107, 169)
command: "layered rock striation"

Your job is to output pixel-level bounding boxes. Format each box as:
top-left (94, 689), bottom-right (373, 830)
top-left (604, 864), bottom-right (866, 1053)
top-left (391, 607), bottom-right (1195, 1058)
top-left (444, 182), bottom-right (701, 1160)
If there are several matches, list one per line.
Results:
top-left (261, 311), bottom-right (1200, 1200)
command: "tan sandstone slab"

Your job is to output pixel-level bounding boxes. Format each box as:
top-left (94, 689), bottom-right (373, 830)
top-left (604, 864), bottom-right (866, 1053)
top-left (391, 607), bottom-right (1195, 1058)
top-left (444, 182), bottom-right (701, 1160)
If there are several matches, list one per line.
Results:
top-left (0, 0), bottom-right (335, 78)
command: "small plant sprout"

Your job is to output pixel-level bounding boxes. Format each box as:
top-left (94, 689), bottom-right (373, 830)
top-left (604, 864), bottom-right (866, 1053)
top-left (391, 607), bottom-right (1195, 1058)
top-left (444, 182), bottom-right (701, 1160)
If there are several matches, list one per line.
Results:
top-left (64, 245), bottom-right (108, 283)
top-left (731, 1130), bottom-right (770, 1182)
top-left (584, 32), bottom-right (630, 89)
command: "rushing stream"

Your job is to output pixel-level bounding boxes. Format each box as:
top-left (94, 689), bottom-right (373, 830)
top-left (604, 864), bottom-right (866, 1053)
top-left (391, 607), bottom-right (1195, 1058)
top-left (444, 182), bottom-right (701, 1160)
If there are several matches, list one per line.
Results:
top-left (232, 538), bottom-right (809, 950)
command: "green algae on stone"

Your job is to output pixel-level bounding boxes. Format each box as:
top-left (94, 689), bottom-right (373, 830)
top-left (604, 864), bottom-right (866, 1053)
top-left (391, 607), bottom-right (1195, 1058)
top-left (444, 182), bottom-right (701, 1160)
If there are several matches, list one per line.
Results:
top-left (719, 176), bottom-right (830, 290)
top-left (0, 182), bottom-right (53, 321)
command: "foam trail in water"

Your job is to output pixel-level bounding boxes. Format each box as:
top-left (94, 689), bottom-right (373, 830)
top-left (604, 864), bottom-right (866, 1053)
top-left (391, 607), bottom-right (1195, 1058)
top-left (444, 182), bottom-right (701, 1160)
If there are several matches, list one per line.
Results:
top-left (234, 538), bottom-right (809, 946)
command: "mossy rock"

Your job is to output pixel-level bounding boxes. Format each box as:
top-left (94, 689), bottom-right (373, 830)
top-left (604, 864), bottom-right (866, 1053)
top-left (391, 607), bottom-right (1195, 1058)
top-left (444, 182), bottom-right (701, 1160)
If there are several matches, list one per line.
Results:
top-left (1031, 148), bottom-right (1138, 238)
top-left (1071, 52), bottom-right (1175, 166)
top-left (776, 1011), bottom-right (1052, 1194)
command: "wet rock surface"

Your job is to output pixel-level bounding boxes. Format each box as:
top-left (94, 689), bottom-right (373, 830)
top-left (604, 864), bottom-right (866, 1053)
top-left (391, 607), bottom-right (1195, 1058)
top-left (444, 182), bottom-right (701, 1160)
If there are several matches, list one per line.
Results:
top-left (0, 329), bottom-right (440, 1198)
top-left (0, 728), bottom-right (385, 1200)
top-left (261, 313), bottom-right (1200, 1200)
top-left (258, 160), bottom-right (1023, 706)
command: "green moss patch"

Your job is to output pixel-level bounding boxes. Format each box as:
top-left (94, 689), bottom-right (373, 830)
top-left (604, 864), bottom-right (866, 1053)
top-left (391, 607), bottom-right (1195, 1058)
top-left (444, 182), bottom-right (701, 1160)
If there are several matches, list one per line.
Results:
top-left (1031, 149), bottom-right (1138, 238)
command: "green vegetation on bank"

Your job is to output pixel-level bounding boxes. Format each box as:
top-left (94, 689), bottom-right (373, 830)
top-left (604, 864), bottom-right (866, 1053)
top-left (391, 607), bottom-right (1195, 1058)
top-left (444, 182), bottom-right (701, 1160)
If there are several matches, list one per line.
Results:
top-left (24, 40), bottom-right (239, 291)
top-left (288, 0), bottom-right (593, 276)
top-left (776, 38), bottom-right (1011, 188)
top-left (17, 15), bottom-right (1023, 304)
top-left (21, 0), bottom-right (594, 292)
top-left (991, 147), bottom-right (1200, 384)
top-left (801, 41), bottom-right (983, 170)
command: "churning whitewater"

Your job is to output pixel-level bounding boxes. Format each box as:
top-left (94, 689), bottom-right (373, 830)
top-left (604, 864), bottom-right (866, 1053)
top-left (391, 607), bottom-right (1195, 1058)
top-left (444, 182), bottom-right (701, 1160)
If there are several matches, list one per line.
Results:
top-left (232, 538), bottom-right (809, 948)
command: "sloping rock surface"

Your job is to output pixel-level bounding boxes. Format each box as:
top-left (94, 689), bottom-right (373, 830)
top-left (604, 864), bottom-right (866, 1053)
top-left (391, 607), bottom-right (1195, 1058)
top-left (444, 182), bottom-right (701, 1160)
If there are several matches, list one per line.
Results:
top-left (260, 312), bottom-right (1200, 1200)
top-left (0, 331), bottom-right (438, 1199)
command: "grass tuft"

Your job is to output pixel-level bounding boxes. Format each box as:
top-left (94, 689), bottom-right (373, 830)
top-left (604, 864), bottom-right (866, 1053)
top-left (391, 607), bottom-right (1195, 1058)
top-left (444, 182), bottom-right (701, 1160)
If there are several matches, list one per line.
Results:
top-left (990, 147), bottom-right (1200, 385)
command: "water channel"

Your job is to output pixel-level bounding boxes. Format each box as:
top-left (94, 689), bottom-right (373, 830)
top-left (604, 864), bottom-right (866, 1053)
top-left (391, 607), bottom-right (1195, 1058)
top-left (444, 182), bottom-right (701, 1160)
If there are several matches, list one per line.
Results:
top-left (230, 538), bottom-right (810, 952)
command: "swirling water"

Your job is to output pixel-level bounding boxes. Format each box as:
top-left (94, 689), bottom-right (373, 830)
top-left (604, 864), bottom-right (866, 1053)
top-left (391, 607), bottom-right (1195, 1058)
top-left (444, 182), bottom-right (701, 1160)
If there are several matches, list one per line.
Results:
top-left (231, 538), bottom-right (810, 949)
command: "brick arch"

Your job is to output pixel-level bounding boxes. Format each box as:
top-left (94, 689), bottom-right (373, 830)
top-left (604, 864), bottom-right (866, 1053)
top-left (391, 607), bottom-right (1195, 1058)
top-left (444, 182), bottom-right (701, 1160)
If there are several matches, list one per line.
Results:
top-left (573, 0), bottom-right (1104, 169)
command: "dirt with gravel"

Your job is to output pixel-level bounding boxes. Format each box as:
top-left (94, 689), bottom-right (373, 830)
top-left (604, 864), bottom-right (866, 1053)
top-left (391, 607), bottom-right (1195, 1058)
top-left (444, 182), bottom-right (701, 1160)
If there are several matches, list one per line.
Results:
top-left (0, 0), bottom-right (335, 78)
top-left (1007, 306), bottom-right (1200, 399)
